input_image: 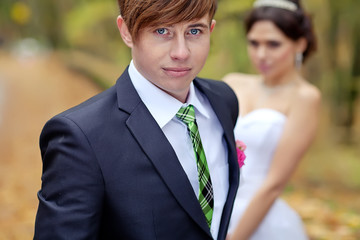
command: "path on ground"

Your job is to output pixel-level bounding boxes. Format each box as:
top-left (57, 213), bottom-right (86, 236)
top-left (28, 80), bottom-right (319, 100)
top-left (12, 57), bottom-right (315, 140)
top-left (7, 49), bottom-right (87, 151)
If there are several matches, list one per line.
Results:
top-left (0, 51), bottom-right (102, 239)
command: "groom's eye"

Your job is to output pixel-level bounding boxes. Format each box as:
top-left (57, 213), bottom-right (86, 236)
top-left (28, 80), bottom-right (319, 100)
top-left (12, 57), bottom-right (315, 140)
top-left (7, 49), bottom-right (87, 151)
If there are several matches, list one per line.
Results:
top-left (156, 28), bottom-right (168, 35)
top-left (189, 29), bottom-right (201, 35)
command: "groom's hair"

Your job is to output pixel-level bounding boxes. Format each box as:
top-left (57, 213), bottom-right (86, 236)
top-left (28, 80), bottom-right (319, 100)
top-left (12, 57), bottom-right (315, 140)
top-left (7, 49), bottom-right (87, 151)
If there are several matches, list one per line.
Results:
top-left (117, 0), bottom-right (217, 41)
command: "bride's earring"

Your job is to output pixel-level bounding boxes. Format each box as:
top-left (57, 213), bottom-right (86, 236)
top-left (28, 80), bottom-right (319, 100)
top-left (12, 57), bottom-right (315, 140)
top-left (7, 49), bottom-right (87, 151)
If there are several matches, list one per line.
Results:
top-left (295, 52), bottom-right (303, 70)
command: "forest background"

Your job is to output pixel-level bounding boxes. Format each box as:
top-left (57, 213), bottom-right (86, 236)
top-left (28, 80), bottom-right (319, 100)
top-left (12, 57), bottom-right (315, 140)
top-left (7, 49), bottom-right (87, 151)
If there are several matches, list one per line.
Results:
top-left (0, 0), bottom-right (359, 239)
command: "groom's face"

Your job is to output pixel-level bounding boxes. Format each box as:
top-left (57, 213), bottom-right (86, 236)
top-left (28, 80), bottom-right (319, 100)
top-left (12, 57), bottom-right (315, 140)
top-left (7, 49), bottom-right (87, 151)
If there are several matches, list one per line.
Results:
top-left (130, 14), bottom-right (216, 102)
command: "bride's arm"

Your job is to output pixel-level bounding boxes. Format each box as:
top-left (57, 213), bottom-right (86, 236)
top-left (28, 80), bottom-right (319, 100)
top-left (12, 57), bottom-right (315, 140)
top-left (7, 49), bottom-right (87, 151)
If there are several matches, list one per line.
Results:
top-left (229, 86), bottom-right (321, 240)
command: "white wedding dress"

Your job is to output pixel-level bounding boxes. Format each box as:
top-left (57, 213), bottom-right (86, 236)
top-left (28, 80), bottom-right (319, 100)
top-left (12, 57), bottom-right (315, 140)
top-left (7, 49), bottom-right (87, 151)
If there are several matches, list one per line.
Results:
top-left (228, 109), bottom-right (308, 239)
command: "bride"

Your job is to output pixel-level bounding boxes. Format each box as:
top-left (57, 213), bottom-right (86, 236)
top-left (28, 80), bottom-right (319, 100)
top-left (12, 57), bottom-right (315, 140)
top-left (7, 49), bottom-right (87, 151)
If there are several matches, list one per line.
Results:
top-left (224, 0), bottom-right (321, 239)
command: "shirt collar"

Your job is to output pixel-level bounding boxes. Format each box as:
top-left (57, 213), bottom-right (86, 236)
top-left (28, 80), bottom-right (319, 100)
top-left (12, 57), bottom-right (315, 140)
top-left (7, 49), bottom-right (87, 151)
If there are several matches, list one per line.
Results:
top-left (128, 60), bottom-right (210, 128)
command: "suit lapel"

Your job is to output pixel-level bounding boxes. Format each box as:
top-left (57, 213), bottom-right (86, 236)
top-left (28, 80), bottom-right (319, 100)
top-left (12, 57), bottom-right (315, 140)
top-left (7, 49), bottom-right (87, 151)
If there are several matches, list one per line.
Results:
top-left (116, 69), bottom-right (212, 237)
top-left (193, 79), bottom-right (235, 152)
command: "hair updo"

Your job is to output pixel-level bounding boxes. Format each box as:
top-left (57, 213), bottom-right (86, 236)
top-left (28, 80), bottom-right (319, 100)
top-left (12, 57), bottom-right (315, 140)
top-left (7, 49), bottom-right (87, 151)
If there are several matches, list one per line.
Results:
top-left (245, 0), bottom-right (316, 62)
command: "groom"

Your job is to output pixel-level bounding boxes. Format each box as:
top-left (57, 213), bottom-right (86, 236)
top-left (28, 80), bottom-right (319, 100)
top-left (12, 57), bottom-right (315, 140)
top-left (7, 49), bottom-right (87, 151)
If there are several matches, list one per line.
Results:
top-left (34, 0), bottom-right (239, 239)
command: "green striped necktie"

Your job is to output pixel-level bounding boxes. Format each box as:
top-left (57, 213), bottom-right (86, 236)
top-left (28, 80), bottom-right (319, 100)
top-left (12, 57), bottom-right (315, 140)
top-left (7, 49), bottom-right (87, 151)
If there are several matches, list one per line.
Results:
top-left (176, 104), bottom-right (214, 229)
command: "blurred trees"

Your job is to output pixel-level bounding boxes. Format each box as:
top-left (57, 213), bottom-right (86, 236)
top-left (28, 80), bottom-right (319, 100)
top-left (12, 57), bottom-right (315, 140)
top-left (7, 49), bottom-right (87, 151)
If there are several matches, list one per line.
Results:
top-left (0, 0), bottom-right (359, 143)
top-left (325, 0), bottom-right (360, 142)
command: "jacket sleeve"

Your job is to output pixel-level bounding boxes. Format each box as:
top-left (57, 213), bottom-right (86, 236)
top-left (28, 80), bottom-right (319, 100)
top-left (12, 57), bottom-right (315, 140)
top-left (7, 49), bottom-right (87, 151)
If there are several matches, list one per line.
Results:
top-left (34, 116), bottom-right (104, 240)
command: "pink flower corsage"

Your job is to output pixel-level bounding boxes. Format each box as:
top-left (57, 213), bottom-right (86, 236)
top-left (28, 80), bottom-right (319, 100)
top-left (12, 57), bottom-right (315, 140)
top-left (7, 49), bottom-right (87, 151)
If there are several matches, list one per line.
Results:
top-left (236, 140), bottom-right (246, 168)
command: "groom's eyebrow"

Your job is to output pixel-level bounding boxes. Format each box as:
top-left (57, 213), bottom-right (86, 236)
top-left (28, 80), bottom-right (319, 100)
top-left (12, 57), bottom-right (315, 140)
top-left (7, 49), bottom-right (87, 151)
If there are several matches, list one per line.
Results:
top-left (160, 23), bottom-right (209, 29)
top-left (188, 23), bottom-right (208, 29)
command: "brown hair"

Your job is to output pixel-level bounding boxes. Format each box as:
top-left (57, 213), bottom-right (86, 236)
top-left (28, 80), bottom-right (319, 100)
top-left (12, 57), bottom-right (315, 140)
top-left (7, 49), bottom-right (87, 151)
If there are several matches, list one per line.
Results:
top-left (117, 0), bottom-right (217, 41)
top-left (245, 0), bottom-right (316, 62)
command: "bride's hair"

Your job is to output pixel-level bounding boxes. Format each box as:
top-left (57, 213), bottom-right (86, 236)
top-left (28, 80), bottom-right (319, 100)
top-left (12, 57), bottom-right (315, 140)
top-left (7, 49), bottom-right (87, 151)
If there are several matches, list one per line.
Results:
top-left (245, 0), bottom-right (316, 62)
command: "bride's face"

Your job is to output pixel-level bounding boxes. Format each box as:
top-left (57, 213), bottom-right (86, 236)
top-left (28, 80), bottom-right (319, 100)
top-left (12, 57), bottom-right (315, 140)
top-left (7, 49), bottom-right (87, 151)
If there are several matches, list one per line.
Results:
top-left (246, 20), bottom-right (301, 81)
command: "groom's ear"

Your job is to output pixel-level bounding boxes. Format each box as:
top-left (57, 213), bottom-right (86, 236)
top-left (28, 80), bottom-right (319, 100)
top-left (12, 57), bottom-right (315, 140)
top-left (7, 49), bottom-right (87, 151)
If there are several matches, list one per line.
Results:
top-left (210, 19), bottom-right (216, 33)
top-left (117, 15), bottom-right (134, 48)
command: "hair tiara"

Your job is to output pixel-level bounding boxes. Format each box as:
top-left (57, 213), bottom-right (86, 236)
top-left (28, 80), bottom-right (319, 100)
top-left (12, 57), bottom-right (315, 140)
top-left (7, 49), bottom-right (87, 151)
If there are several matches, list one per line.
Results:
top-left (253, 0), bottom-right (298, 12)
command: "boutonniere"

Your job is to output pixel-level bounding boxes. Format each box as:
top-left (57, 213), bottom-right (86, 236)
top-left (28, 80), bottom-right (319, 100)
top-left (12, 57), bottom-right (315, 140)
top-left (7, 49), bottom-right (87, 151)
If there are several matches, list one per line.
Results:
top-left (236, 140), bottom-right (246, 168)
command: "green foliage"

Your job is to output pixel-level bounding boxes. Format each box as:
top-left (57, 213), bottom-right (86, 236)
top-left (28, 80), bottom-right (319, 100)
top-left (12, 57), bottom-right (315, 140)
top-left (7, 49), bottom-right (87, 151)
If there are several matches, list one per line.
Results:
top-left (201, 20), bottom-right (252, 79)
top-left (216, 0), bottom-right (252, 20)
top-left (64, 1), bottom-right (116, 47)
top-left (0, 0), bottom-right (15, 23)
top-left (62, 0), bottom-right (130, 63)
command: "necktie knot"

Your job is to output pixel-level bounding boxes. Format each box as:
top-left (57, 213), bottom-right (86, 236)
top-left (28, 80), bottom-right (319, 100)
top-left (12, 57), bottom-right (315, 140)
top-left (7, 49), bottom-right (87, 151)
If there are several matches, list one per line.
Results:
top-left (176, 104), bottom-right (196, 126)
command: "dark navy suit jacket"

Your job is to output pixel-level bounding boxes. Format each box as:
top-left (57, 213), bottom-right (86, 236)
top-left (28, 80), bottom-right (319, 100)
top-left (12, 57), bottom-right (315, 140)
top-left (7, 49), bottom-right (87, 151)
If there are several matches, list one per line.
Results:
top-left (34, 68), bottom-right (239, 240)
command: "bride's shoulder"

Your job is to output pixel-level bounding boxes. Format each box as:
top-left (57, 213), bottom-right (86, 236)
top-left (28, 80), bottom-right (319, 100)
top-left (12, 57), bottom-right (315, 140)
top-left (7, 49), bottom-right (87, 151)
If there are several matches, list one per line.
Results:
top-left (222, 72), bottom-right (258, 89)
top-left (297, 80), bottom-right (322, 104)
top-left (292, 80), bottom-right (322, 112)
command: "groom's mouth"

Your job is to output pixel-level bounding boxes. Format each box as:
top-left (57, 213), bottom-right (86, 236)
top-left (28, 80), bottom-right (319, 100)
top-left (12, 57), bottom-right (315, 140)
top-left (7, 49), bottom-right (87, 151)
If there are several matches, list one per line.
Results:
top-left (163, 67), bottom-right (192, 78)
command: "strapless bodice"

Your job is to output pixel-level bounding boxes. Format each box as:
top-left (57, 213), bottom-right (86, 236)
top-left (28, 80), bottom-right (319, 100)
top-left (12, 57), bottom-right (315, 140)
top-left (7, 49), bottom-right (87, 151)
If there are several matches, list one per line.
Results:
top-left (234, 109), bottom-right (286, 188)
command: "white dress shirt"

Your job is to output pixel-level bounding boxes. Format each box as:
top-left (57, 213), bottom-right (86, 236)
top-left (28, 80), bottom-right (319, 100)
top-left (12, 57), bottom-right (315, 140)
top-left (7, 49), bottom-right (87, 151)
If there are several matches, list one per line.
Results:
top-left (128, 61), bottom-right (229, 239)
